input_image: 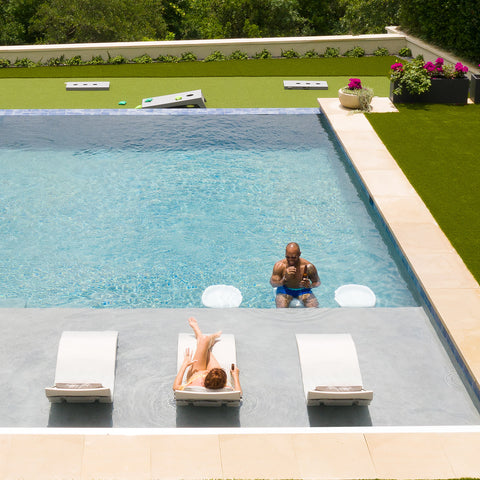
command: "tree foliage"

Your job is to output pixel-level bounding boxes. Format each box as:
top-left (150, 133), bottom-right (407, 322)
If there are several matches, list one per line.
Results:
top-left (398, 0), bottom-right (480, 61)
top-left (339, 0), bottom-right (399, 34)
top-left (0, 0), bottom-right (405, 45)
top-left (2, 0), bottom-right (478, 63)
top-left (180, 0), bottom-right (304, 39)
top-left (28, 0), bottom-right (168, 43)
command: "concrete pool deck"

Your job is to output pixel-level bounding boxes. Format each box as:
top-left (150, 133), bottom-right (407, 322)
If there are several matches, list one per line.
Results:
top-left (1, 99), bottom-right (480, 478)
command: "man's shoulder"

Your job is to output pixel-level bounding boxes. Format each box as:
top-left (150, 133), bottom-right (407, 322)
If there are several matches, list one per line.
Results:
top-left (274, 259), bottom-right (287, 268)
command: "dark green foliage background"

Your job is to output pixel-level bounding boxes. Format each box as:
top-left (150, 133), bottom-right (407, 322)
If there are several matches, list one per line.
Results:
top-left (399, 0), bottom-right (480, 61)
top-left (0, 1), bottom-right (478, 61)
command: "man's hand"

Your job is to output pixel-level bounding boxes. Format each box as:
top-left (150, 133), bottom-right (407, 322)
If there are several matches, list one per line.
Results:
top-left (300, 277), bottom-right (311, 288)
top-left (285, 266), bottom-right (296, 278)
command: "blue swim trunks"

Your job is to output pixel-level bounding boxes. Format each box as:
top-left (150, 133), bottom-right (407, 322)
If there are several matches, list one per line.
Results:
top-left (276, 286), bottom-right (312, 298)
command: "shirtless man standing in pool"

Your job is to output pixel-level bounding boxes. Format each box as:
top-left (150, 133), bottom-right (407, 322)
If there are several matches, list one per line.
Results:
top-left (270, 242), bottom-right (321, 308)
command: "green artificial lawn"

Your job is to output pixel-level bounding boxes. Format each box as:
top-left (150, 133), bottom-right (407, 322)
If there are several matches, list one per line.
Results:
top-left (0, 75), bottom-right (389, 108)
top-left (366, 104), bottom-right (480, 283)
top-left (0, 57), bottom-right (394, 109)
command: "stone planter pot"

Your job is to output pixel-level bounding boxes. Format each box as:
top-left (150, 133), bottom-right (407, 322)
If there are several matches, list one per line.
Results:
top-left (390, 77), bottom-right (470, 105)
top-left (338, 89), bottom-right (361, 109)
top-left (469, 74), bottom-right (480, 104)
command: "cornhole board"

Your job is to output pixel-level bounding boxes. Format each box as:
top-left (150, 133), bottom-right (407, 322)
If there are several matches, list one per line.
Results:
top-left (283, 80), bottom-right (328, 90)
top-left (66, 81), bottom-right (110, 91)
top-left (142, 90), bottom-right (206, 108)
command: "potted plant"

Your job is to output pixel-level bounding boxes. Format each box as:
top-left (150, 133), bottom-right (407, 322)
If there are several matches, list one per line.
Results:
top-left (390, 57), bottom-right (470, 104)
top-left (338, 78), bottom-right (374, 111)
top-left (469, 64), bottom-right (480, 104)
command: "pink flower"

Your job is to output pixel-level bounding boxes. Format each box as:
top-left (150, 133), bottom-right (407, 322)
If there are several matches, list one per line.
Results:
top-left (347, 78), bottom-right (362, 90)
top-left (435, 57), bottom-right (444, 65)
top-left (391, 62), bottom-right (403, 72)
top-left (423, 61), bottom-right (436, 72)
top-left (455, 62), bottom-right (468, 73)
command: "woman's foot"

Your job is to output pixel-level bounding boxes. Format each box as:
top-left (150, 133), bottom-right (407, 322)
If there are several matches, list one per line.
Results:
top-left (188, 317), bottom-right (202, 338)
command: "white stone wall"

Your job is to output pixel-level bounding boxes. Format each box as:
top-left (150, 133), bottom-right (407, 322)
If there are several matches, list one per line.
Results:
top-left (0, 33), bottom-right (407, 63)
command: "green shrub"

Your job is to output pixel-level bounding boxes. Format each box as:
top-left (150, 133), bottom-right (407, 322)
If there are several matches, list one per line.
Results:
top-left (85, 55), bottom-right (104, 65)
top-left (303, 49), bottom-right (320, 58)
top-left (398, 47), bottom-right (412, 57)
top-left (228, 50), bottom-right (249, 60)
top-left (253, 48), bottom-right (271, 59)
top-left (344, 46), bottom-right (365, 57)
top-left (180, 52), bottom-right (197, 62)
top-left (374, 47), bottom-right (389, 56)
top-left (65, 55), bottom-right (82, 66)
top-left (281, 49), bottom-right (300, 58)
top-left (324, 47), bottom-right (340, 58)
top-left (45, 56), bottom-right (65, 66)
top-left (132, 54), bottom-right (153, 64)
top-left (107, 54), bottom-right (126, 65)
top-left (14, 57), bottom-right (35, 68)
top-left (0, 58), bottom-right (11, 68)
top-left (203, 50), bottom-right (226, 62)
top-left (156, 54), bottom-right (179, 63)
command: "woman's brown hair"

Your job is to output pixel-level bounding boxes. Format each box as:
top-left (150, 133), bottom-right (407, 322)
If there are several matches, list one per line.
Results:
top-left (204, 368), bottom-right (227, 389)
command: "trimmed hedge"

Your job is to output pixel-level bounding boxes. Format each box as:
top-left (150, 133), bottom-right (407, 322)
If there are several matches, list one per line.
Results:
top-left (0, 56), bottom-right (396, 78)
top-left (399, 0), bottom-right (480, 61)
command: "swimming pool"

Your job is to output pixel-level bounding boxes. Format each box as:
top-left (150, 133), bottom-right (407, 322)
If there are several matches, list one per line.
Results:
top-left (0, 110), bottom-right (419, 308)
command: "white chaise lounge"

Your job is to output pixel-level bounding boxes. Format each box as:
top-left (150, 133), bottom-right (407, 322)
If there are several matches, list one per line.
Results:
top-left (45, 331), bottom-right (118, 403)
top-left (296, 333), bottom-right (373, 406)
top-left (174, 332), bottom-right (242, 407)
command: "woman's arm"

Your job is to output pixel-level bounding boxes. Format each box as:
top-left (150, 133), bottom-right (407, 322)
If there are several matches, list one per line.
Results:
top-left (172, 348), bottom-right (195, 391)
top-left (231, 364), bottom-right (242, 395)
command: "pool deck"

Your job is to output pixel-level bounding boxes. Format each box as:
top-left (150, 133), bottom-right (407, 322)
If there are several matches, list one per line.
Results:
top-left (1, 99), bottom-right (480, 479)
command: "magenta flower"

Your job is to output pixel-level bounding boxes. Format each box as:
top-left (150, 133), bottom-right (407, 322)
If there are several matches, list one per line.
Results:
top-left (347, 78), bottom-right (362, 90)
top-left (391, 62), bottom-right (403, 72)
top-left (423, 61), bottom-right (436, 72)
top-left (455, 62), bottom-right (468, 73)
top-left (435, 57), bottom-right (444, 65)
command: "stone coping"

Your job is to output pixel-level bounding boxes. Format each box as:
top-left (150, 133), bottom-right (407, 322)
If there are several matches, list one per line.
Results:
top-left (318, 97), bottom-right (480, 399)
top-left (1, 427), bottom-right (480, 479)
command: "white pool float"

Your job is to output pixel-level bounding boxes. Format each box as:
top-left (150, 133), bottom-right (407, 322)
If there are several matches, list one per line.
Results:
top-left (334, 284), bottom-right (376, 307)
top-left (201, 285), bottom-right (242, 308)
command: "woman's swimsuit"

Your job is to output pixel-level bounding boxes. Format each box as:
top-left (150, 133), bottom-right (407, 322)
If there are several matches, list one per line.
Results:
top-left (178, 370), bottom-right (208, 390)
top-left (276, 286), bottom-right (312, 298)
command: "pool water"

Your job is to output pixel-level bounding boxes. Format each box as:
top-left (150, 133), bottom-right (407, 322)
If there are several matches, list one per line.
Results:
top-left (0, 113), bottom-right (419, 308)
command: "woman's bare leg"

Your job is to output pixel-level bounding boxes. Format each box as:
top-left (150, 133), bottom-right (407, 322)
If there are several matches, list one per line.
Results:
top-left (186, 317), bottom-right (221, 378)
top-left (206, 352), bottom-right (222, 370)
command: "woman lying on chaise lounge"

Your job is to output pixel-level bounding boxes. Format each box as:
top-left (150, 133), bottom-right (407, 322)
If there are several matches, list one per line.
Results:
top-left (173, 317), bottom-right (242, 393)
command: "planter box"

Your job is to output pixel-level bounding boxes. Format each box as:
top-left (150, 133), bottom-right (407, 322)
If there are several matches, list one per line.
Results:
top-left (390, 77), bottom-right (470, 105)
top-left (469, 74), bottom-right (480, 104)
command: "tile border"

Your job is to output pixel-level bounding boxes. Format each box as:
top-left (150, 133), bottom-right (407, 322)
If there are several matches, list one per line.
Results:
top-left (0, 107), bottom-right (320, 116)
